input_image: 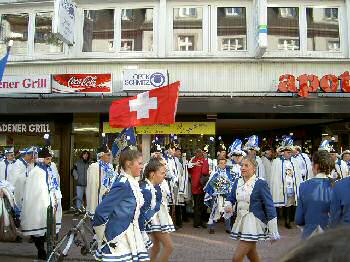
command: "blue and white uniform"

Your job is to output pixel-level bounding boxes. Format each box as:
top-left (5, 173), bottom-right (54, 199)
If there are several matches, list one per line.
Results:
top-left (330, 176), bottom-right (350, 227)
top-left (93, 171), bottom-right (149, 262)
top-left (204, 166), bottom-right (234, 231)
top-left (295, 173), bottom-right (332, 239)
top-left (139, 179), bottom-right (162, 249)
top-left (225, 175), bottom-right (279, 241)
top-left (293, 152), bottom-right (313, 181)
top-left (331, 159), bottom-right (349, 180)
top-left (0, 158), bottom-right (15, 183)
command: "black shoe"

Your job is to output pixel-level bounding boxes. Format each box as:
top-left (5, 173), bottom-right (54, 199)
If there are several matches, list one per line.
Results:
top-left (201, 224), bottom-right (207, 229)
top-left (38, 250), bottom-right (47, 260)
top-left (209, 229), bottom-right (215, 234)
top-left (285, 223), bottom-right (292, 229)
top-left (225, 230), bottom-right (231, 234)
top-left (193, 225), bottom-right (201, 228)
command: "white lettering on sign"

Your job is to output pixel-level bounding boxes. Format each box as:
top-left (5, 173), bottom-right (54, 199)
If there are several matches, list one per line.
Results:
top-left (0, 123), bottom-right (50, 133)
top-left (129, 92), bottom-right (158, 119)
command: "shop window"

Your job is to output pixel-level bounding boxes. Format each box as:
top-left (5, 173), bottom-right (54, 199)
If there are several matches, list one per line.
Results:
top-left (83, 9), bottom-right (114, 52)
top-left (307, 7), bottom-right (340, 52)
top-left (120, 8), bottom-right (153, 52)
top-left (267, 7), bottom-right (300, 51)
top-left (173, 7), bottom-right (202, 51)
top-left (0, 14), bottom-right (29, 55)
top-left (34, 12), bottom-right (63, 54)
top-left (217, 7), bottom-right (246, 51)
top-left (278, 38), bottom-right (299, 50)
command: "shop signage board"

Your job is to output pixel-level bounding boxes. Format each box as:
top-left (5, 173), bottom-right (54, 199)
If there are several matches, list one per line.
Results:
top-left (52, 74), bottom-right (112, 93)
top-left (0, 75), bottom-right (51, 94)
top-left (103, 122), bottom-right (216, 135)
top-left (53, 0), bottom-right (77, 46)
top-left (0, 123), bottom-right (51, 134)
top-left (123, 69), bottom-right (168, 91)
top-left (278, 71), bottom-right (350, 97)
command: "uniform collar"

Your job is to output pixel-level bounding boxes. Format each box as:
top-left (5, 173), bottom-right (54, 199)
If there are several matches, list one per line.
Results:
top-left (314, 173), bottom-right (329, 179)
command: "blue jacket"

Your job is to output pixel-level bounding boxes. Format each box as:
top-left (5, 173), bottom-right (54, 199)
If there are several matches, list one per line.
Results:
top-left (93, 176), bottom-right (136, 243)
top-left (330, 177), bottom-right (350, 227)
top-left (226, 178), bottom-right (276, 225)
top-left (138, 181), bottom-right (162, 231)
top-left (295, 177), bottom-right (332, 239)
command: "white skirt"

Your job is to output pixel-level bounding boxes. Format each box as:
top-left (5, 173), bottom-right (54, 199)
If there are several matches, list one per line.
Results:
top-left (146, 204), bottom-right (175, 233)
top-left (95, 222), bottom-right (149, 262)
top-left (230, 210), bottom-right (269, 242)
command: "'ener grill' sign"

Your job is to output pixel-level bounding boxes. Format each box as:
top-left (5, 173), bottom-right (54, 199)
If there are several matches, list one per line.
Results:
top-left (0, 123), bottom-right (51, 133)
top-left (0, 75), bottom-right (51, 94)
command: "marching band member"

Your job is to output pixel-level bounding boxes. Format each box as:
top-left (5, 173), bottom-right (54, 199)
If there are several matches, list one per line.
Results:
top-left (270, 136), bottom-right (302, 229)
top-left (225, 156), bottom-right (279, 262)
top-left (341, 149), bottom-right (350, 171)
top-left (243, 135), bottom-right (265, 180)
top-left (293, 145), bottom-right (313, 181)
top-left (93, 148), bottom-right (149, 262)
top-left (227, 139), bottom-right (246, 180)
top-left (86, 138), bottom-right (117, 217)
top-left (0, 147), bottom-right (16, 183)
top-left (261, 145), bottom-right (274, 187)
top-left (21, 139), bottom-right (62, 260)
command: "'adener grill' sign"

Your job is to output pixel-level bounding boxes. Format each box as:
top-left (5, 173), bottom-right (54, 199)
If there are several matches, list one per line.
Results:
top-left (0, 123), bottom-right (51, 133)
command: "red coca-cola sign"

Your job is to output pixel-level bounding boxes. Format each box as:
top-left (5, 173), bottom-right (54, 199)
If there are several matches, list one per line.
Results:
top-left (52, 74), bottom-right (112, 93)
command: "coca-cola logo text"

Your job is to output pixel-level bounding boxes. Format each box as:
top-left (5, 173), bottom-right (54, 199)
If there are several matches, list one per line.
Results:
top-left (67, 76), bottom-right (97, 88)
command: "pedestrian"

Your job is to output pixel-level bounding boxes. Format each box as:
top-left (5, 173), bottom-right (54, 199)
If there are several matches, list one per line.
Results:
top-left (72, 150), bottom-right (90, 214)
top-left (270, 136), bottom-right (301, 229)
top-left (295, 150), bottom-right (334, 239)
top-left (21, 141), bottom-right (62, 260)
top-left (205, 157), bottom-right (233, 234)
top-left (86, 141), bottom-right (117, 217)
top-left (243, 135), bottom-right (265, 180)
top-left (225, 156), bottom-right (279, 262)
top-left (93, 148), bottom-right (149, 262)
top-left (188, 149), bottom-right (209, 228)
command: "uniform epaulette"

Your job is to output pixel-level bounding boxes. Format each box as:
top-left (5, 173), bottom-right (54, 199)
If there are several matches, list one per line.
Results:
top-left (119, 176), bottom-right (127, 183)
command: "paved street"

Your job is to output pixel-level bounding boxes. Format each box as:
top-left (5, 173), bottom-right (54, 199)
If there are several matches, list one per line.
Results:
top-left (0, 214), bottom-right (300, 262)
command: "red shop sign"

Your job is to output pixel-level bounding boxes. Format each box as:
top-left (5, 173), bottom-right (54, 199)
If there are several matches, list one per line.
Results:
top-left (52, 73), bottom-right (112, 93)
top-left (278, 71), bottom-right (350, 97)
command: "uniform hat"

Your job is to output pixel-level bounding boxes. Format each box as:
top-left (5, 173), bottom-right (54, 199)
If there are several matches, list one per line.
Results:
top-left (38, 134), bottom-right (53, 158)
top-left (151, 143), bottom-right (162, 154)
top-left (243, 135), bottom-right (260, 151)
top-left (217, 136), bottom-right (226, 152)
top-left (97, 133), bottom-right (111, 158)
top-left (278, 135), bottom-right (294, 152)
top-left (341, 150), bottom-right (350, 159)
top-left (4, 147), bottom-right (14, 155)
top-left (228, 139), bottom-right (246, 157)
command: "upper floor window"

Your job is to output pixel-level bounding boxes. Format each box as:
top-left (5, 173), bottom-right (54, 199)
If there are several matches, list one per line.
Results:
top-left (35, 12), bottom-right (63, 54)
top-left (306, 7), bottom-right (340, 51)
top-left (267, 7), bottom-right (300, 51)
top-left (173, 7), bottom-right (203, 51)
top-left (0, 14), bottom-right (28, 55)
top-left (121, 8), bottom-right (153, 52)
top-left (324, 8), bottom-right (338, 21)
top-left (217, 7), bottom-right (247, 51)
top-left (177, 8), bottom-right (197, 18)
top-left (83, 9), bottom-right (114, 52)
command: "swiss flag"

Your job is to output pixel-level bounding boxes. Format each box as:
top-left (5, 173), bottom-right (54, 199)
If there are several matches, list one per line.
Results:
top-left (109, 81), bottom-right (180, 128)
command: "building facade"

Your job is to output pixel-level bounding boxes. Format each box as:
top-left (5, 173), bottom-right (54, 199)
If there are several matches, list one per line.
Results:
top-left (1, 0), bottom-right (350, 207)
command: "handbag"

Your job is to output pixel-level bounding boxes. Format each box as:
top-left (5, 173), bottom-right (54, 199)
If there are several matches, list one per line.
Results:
top-left (0, 197), bottom-right (17, 242)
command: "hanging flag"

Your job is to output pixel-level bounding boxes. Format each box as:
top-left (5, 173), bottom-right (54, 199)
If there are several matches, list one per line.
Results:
top-left (0, 41), bottom-right (12, 82)
top-left (112, 128), bottom-right (136, 158)
top-left (109, 81), bottom-right (180, 128)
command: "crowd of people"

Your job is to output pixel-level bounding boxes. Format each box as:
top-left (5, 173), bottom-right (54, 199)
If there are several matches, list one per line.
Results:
top-left (1, 133), bottom-right (350, 262)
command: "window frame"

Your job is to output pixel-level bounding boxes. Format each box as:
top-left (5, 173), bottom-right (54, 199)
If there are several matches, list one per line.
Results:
top-left (211, 1), bottom-right (253, 57)
top-left (167, 3), bottom-right (209, 57)
top-left (265, 1), bottom-right (346, 58)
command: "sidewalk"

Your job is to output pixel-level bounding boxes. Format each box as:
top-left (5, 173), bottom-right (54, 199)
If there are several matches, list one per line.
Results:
top-left (0, 214), bottom-right (300, 262)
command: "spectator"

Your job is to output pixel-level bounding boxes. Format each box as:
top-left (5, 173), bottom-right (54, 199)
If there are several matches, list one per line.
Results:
top-left (188, 149), bottom-right (209, 228)
top-left (72, 150), bottom-right (90, 213)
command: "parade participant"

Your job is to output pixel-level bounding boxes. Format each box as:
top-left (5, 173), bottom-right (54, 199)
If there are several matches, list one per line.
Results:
top-left (341, 149), bottom-right (350, 172)
top-left (270, 136), bottom-right (301, 229)
top-left (204, 157), bottom-right (233, 234)
top-left (72, 150), bottom-right (91, 214)
top-left (227, 139), bottom-right (246, 180)
top-left (11, 146), bottom-right (35, 211)
top-left (224, 156), bottom-right (279, 262)
top-left (86, 139), bottom-right (116, 217)
top-left (293, 145), bottom-right (313, 181)
top-left (139, 159), bottom-right (164, 249)
top-left (93, 148), bottom-right (149, 262)
top-left (295, 150), bottom-right (334, 239)
top-left (261, 145), bottom-right (273, 187)
top-left (0, 147), bottom-right (15, 182)
top-left (141, 159), bottom-right (174, 262)
top-left (243, 135), bottom-right (265, 180)
top-left (21, 141), bottom-right (62, 260)
top-left (319, 140), bottom-right (349, 180)
top-left (204, 137), bottom-right (217, 173)
top-left (188, 149), bottom-right (209, 228)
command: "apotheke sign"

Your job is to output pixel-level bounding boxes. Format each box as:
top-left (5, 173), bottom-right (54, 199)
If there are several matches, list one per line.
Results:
top-left (123, 69), bottom-right (168, 91)
top-left (0, 75), bottom-right (51, 94)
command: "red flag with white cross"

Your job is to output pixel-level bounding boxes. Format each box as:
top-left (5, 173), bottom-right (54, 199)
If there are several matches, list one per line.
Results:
top-left (109, 81), bottom-right (180, 128)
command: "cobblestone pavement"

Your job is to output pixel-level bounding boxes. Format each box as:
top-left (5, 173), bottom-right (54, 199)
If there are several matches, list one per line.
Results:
top-left (0, 215), bottom-right (300, 262)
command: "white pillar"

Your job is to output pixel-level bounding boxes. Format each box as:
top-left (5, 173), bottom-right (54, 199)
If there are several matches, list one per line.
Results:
top-left (142, 134), bottom-right (151, 163)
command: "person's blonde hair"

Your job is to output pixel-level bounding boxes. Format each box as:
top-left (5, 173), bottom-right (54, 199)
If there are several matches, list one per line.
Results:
top-left (243, 156), bottom-right (258, 169)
